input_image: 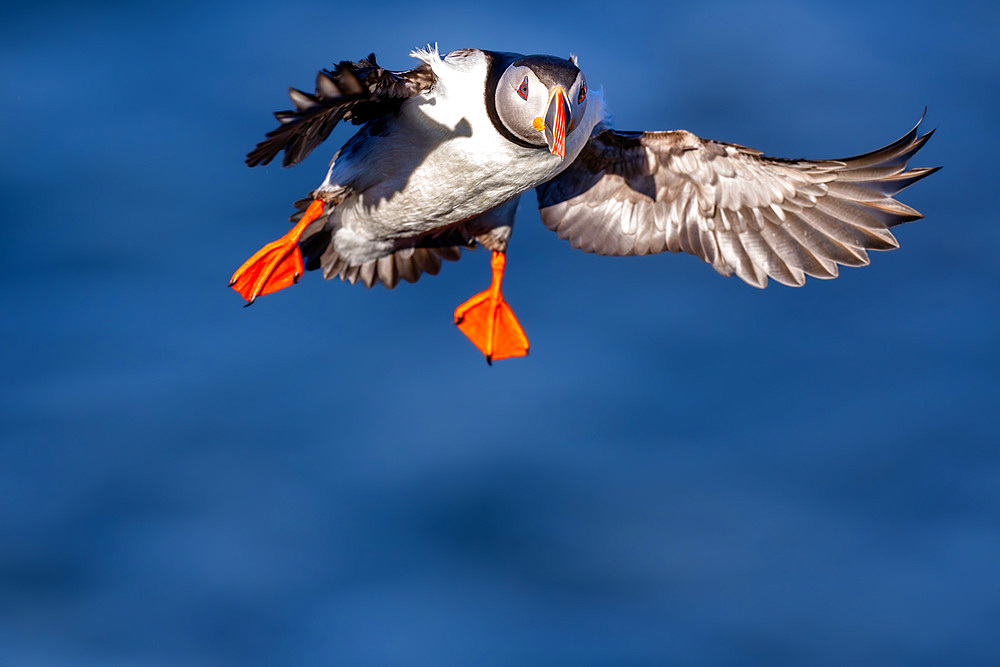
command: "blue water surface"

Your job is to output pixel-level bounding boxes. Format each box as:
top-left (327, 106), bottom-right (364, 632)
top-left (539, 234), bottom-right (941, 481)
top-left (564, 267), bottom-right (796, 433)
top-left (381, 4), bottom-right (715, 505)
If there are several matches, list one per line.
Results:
top-left (2, 1), bottom-right (998, 664)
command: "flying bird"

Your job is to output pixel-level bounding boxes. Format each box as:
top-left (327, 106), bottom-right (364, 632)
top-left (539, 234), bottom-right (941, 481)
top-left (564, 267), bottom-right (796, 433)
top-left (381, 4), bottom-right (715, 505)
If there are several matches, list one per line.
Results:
top-left (231, 46), bottom-right (938, 363)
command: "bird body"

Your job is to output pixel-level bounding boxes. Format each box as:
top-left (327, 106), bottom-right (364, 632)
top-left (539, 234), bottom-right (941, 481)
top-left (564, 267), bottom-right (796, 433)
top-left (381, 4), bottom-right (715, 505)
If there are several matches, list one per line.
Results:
top-left (311, 47), bottom-right (605, 267)
top-left (231, 45), bottom-right (938, 362)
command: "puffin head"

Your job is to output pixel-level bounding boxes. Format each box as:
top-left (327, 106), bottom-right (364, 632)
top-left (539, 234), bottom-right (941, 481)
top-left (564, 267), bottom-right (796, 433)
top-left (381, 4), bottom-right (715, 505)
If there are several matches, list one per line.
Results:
top-left (494, 55), bottom-right (587, 159)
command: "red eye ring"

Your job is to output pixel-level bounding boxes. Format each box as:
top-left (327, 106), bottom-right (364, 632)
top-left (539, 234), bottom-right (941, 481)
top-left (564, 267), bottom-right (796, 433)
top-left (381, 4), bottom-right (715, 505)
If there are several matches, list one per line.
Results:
top-left (517, 77), bottom-right (529, 100)
top-left (578, 81), bottom-right (587, 104)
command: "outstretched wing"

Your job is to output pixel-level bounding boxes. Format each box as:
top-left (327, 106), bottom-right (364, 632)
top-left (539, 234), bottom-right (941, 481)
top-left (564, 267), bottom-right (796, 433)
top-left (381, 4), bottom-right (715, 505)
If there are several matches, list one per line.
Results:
top-left (246, 54), bottom-right (434, 168)
top-left (536, 117), bottom-right (939, 288)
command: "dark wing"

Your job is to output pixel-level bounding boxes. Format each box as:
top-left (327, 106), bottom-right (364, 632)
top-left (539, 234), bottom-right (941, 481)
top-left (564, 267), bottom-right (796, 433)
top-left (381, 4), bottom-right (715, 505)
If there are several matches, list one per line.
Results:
top-left (246, 53), bottom-right (434, 168)
top-left (536, 117), bottom-right (939, 287)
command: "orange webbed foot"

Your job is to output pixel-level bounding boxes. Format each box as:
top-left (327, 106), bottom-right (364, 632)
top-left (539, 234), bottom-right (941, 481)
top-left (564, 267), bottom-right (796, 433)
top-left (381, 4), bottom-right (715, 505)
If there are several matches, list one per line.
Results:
top-left (454, 251), bottom-right (529, 364)
top-left (230, 200), bottom-right (325, 305)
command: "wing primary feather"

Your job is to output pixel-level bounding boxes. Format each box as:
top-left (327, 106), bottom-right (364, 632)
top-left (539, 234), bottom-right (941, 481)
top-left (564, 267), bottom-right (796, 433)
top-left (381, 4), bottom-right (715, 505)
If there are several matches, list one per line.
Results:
top-left (740, 228), bottom-right (803, 287)
top-left (777, 214), bottom-right (850, 277)
top-left (795, 206), bottom-right (877, 259)
top-left (841, 166), bottom-right (941, 197)
top-left (760, 216), bottom-right (838, 279)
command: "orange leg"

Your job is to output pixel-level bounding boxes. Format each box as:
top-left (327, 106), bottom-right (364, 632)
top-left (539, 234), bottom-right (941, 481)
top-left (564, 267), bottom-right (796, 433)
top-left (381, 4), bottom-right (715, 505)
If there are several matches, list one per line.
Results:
top-left (454, 251), bottom-right (529, 364)
top-left (230, 200), bottom-right (325, 305)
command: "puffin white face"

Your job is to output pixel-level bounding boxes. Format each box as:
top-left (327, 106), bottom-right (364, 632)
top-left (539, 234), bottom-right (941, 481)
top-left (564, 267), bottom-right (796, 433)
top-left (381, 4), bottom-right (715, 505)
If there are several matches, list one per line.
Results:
top-left (494, 56), bottom-right (587, 159)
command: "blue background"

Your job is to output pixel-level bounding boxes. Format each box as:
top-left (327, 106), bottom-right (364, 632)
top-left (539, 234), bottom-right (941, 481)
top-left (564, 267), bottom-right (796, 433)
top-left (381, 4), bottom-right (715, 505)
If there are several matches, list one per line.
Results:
top-left (3, 1), bottom-right (998, 664)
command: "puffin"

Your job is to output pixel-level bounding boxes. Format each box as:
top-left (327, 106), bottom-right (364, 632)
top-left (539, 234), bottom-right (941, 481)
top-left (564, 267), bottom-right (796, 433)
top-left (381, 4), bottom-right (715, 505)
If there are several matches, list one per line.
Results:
top-left (231, 45), bottom-right (938, 363)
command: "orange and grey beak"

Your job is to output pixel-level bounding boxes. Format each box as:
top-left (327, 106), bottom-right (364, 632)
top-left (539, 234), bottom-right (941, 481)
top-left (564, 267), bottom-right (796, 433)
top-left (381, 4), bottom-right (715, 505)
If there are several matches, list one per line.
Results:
top-left (544, 86), bottom-right (571, 159)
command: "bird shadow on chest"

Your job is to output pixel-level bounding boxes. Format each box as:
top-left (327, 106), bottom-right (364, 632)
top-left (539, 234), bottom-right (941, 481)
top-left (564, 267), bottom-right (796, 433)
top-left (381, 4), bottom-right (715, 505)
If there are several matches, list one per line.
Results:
top-left (333, 103), bottom-right (475, 211)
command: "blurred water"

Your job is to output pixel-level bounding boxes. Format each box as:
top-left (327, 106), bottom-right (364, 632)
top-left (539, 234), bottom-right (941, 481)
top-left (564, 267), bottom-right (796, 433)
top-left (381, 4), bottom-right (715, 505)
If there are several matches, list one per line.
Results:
top-left (2, 1), bottom-right (998, 664)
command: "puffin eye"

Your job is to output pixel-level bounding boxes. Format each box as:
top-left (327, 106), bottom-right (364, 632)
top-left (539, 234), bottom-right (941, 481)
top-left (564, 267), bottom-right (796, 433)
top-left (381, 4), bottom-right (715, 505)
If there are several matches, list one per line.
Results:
top-left (517, 77), bottom-right (529, 100)
top-left (577, 81), bottom-right (587, 104)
